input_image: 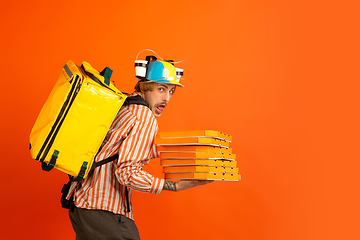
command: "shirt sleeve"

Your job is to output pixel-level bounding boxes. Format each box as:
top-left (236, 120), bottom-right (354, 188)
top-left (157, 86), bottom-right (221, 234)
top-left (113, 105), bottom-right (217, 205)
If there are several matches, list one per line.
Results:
top-left (114, 108), bottom-right (164, 195)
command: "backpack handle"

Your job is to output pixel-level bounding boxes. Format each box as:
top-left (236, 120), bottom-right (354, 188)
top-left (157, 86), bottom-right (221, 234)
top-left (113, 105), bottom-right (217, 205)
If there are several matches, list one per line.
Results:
top-left (100, 67), bottom-right (113, 86)
top-left (81, 62), bottom-right (112, 87)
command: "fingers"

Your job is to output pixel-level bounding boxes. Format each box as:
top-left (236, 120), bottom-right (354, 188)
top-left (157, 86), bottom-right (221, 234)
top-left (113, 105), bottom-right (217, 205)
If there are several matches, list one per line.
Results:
top-left (177, 179), bottom-right (214, 191)
top-left (192, 180), bottom-right (214, 186)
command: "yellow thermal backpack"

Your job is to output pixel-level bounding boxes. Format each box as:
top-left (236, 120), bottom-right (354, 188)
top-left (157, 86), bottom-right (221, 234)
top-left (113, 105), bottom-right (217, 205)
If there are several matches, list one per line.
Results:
top-left (30, 60), bottom-right (130, 180)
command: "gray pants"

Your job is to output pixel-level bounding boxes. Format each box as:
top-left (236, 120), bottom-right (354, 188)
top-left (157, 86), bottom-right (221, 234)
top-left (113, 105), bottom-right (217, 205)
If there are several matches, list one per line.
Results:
top-left (69, 206), bottom-right (141, 240)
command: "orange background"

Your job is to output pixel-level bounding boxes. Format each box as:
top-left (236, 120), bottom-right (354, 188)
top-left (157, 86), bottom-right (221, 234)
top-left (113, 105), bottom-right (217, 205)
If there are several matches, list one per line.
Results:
top-left (1, 0), bottom-right (359, 239)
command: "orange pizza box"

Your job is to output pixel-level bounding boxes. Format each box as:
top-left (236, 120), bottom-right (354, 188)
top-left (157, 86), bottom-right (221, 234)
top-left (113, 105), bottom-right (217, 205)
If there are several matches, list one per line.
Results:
top-left (163, 166), bottom-right (239, 174)
top-left (156, 145), bottom-right (233, 154)
top-left (157, 130), bottom-right (232, 142)
top-left (160, 159), bottom-right (237, 168)
top-left (165, 172), bottom-right (240, 181)
top-left (160, 152), bottom-right (236, 160)
top-left (154, 137), bottom-right (230, 148)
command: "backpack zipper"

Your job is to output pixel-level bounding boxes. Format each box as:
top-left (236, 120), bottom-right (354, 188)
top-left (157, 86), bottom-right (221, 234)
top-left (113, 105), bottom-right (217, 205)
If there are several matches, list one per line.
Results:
top-left (36, 76), bottom-right (81, 162)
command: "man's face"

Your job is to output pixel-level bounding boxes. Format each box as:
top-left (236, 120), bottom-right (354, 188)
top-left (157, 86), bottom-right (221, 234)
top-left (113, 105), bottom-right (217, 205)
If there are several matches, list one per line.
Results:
top-left (142, 83), bottom-right (176, 118)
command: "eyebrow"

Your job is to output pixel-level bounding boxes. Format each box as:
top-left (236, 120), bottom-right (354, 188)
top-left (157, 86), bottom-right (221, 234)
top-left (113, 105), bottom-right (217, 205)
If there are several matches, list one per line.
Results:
top-left (159, 84), bottom-right (169, 89)
top-left (159, 84), bottom-right (176, 92)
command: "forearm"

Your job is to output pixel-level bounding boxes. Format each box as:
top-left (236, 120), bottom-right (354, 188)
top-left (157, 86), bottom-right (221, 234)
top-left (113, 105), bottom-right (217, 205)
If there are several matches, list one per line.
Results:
top-left (163, 179), bottom-right (213, 191)
top-left (163, 180), bottom-right (177, 191)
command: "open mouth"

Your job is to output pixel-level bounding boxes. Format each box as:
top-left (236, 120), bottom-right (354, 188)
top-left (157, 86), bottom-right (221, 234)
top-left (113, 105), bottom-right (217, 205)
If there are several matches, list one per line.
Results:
top-left (155, 103), bottom-right (166, 114)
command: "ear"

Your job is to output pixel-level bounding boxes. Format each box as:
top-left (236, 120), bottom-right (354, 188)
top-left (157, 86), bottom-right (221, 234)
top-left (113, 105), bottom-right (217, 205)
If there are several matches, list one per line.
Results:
top-left (139, 91), bottom-right (146, 100)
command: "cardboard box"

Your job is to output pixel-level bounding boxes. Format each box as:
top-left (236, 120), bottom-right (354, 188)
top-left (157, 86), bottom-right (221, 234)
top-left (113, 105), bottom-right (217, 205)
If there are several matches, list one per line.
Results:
top-left (157, 130), bottom-right (232, 142)
top-left (165, 172), bottom-right (240, 181)
top-left (160, 152), bottom-right (236, 160)
top-left (157, 145), bottom-right (232, 154)
top-left (160, 159), bottom-right (237, 167)
top-left (163, 166), bottom-right (239, 174)
top-left (155, 137), bottom-right (230, 148)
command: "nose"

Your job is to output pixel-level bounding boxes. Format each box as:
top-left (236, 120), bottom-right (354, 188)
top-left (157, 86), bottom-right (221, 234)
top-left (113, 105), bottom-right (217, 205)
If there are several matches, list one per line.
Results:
top-left (163, 91), bottom-right (171, 103)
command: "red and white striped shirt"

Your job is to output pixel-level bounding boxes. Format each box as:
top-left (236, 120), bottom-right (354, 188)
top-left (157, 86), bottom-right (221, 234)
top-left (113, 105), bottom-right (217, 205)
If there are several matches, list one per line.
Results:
top-left (67, 92), bottom-right (164, 220)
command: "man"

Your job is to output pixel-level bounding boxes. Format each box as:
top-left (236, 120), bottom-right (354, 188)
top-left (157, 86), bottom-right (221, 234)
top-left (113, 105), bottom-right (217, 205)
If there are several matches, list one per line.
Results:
top-left (67, 56), bottom-right (211, 239)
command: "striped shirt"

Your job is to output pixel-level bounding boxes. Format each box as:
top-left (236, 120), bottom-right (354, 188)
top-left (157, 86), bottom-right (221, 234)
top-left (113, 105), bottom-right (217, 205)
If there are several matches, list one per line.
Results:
top-left (67, 92), bottom-right (164, 220)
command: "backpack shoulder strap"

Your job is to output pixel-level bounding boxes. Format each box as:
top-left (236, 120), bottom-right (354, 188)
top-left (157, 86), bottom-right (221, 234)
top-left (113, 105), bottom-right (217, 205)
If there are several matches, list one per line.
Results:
top-left (90, 153), bottom-right (119, 173)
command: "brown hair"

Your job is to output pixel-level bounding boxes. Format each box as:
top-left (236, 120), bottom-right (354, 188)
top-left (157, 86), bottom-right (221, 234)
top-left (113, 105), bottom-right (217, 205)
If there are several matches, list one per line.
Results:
top-left (134, 80), bottom-right (157, 93)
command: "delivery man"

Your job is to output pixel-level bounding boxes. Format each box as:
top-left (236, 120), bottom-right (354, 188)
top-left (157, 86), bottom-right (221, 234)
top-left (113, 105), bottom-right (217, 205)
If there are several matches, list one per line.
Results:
top-left (67, 53), bottom-right (212, 240)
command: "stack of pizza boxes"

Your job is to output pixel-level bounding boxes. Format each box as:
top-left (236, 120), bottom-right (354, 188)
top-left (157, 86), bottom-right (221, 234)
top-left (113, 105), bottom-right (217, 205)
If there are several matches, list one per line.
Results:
top-left (155, 130), bottom-right (240, 181)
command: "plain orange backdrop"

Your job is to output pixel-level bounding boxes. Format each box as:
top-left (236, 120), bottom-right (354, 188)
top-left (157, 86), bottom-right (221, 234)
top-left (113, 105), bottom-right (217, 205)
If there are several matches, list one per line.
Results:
top-left (1, 0), bottom-right (359, 239)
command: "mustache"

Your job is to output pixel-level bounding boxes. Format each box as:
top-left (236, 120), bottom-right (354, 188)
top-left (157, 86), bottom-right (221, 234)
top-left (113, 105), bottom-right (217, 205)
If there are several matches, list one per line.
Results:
top-left (150, 102), bottom-right (167, 111)
top-left (155, 102), bottom-right (167, 107)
